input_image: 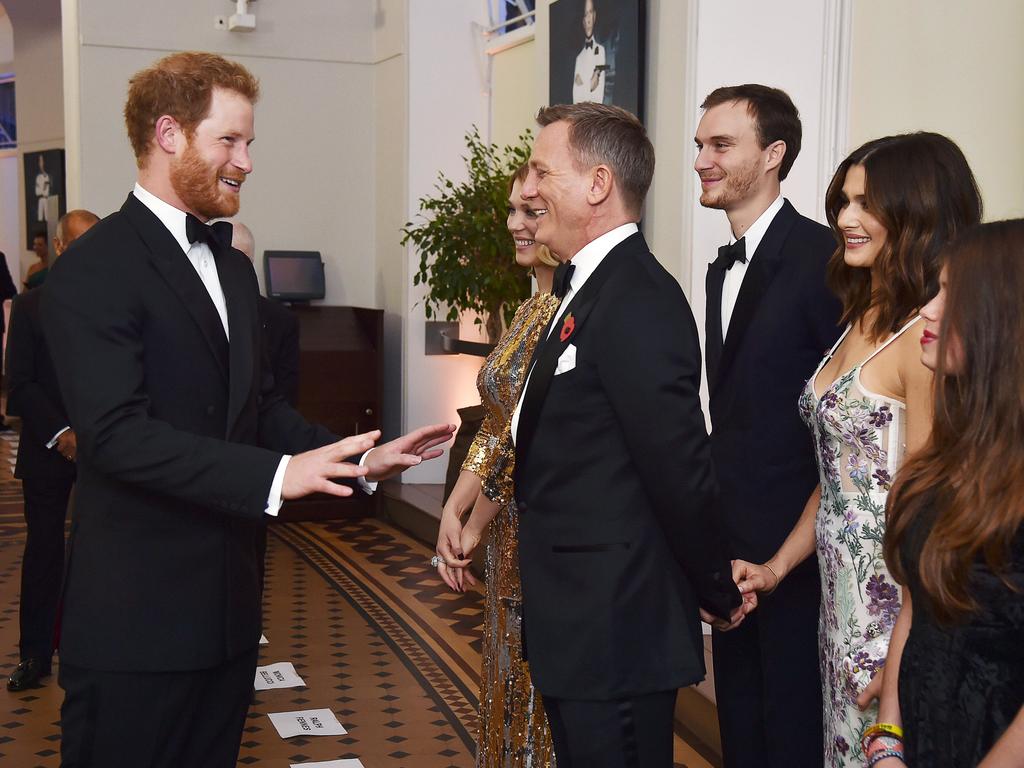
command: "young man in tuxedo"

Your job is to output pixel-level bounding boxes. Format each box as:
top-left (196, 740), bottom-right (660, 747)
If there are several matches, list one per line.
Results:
top-left (41, 52), bottom-right (454, 767)
top-left (695, 84), bottom-right (842, 768)
top-left (512, 102), bottom-right (750, 768)
top-left (5, 209), bottom-right (98, 693)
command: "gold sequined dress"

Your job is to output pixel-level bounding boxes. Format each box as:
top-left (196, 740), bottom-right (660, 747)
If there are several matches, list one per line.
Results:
top-left (462, 291), bottom-right (559, 768)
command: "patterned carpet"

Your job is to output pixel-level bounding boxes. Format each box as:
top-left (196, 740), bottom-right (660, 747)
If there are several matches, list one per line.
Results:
top-left (0, 426), bottom-right (714, 767)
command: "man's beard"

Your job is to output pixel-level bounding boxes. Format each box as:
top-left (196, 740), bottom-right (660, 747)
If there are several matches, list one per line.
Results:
top-left (170, 143), bottom-right (243, 220)
top-left (699, 158), bottom-right (760, 210)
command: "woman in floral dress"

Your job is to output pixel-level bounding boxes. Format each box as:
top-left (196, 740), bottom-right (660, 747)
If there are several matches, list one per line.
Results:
top-left (433, 166), bottom-right (560, 767)
top-left (733, 133), bottom-right (982, 766)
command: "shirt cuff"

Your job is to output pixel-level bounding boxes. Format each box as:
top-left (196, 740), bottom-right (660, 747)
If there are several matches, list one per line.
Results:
top-left (46, 426), bottom-right (71, 449)
top-left (358, 448), bottom-right (378, 494)
top-left (264, 455), bottom-right (291, 516)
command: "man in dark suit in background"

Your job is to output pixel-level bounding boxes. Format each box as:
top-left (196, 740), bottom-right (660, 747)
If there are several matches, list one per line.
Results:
top-left (511, 102), bottom-right (750, 768)
top-left (42, 51), bottom-right (454, 767)
top-left (232, 221), bottom-right (300, 406)
top-left (695, 84), bottom-right (842, 768)
top-left (5, 209), bottom-right (99, 692)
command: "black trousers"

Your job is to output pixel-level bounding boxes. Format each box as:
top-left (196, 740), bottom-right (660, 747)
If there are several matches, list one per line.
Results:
top-left (59, 647), bottom-right (259, 768)
top-left (541, 689), bottom-right (676, 768)
top-left (19, 474), bottom-right (74, 661)
top-left (712, 559), bottom-right (824, 768)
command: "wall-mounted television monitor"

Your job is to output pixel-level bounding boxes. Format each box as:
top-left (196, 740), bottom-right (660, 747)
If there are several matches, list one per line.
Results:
top-left (264, 250), bottom-right (325, 302)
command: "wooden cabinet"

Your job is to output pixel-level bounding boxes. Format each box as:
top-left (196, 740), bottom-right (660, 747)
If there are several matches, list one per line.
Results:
top-left (278, 305), bottom-right (383, 520)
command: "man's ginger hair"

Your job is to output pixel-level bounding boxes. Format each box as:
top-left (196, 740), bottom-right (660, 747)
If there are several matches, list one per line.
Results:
top-left (124, 51), bottom-right (260, 169)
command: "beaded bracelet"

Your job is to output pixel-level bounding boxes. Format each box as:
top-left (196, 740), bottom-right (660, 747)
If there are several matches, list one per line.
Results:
top-left (866, 735), bottom-right (904, 759)
top-left (867, 749), bottom-right (905, 767)
top-left (862, 723), bottom-right (905, 753)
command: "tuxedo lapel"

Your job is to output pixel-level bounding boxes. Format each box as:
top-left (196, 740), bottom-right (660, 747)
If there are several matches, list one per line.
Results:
top-left (515, 234), bottom-right (639, 470)
top-left (221, 251), bottom-right (257, 436)
top-left (705, 262), bottom-right (726, 389)
top-left (123, 195), bottom-right (230, 383)
top-left (714, 200), bottom-right (798, 390)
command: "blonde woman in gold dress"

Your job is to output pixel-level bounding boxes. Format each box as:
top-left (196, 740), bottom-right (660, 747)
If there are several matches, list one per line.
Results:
top-left (434, 165), bottom-right (560, 768)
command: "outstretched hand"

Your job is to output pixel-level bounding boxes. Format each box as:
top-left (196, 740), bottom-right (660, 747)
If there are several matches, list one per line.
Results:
top-left (364, 422), bottom-right (456, 482)
top-left (283, 431), bottom-right (379, 500)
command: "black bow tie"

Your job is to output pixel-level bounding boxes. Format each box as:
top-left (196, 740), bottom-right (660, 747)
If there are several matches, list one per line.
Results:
top-left (553, 261), bottom-right (576, 299)
top-left (585, 38), bottom-right (594, 49)
top-left (185, 214), bottom-right (232, 252)
top-left (713, 237), bottom-right (747, 271)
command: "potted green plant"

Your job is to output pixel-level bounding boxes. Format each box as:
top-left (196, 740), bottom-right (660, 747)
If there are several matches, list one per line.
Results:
top-left (402, 127), bottom-right (534, 345)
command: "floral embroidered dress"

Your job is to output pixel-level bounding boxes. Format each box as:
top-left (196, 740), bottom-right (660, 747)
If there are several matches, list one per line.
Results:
top-left (462, 292), bottom-right (559, 768)
top-left (798, 316), bottom-right (921, 767)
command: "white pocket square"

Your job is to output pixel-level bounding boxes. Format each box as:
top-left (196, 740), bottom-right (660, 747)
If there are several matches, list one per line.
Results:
top-left (554, 343), bottom-right (577, 376)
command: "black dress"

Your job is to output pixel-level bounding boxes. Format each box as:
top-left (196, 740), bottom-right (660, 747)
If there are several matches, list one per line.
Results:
top-left (898, 508), bottom-right (1024, 766)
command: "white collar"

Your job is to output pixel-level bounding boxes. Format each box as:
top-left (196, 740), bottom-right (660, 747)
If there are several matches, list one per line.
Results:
top-left (566, 222), bottom-right (638, 293)
top-left (726, 195), bottom-right (785, 262)
top-left (132, 182), bottom-right (192, 255)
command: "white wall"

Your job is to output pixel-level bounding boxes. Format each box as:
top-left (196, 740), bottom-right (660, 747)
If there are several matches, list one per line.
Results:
top-left (400, 0), bottom-right (491, 482)
top-left (687, 0), bottom-right (837, 325)
top-left (0, 4), bottom-right (13, 71)
top-left (848, 0), bottom-right (1024, 220)
top-left (3, 0), bottom-right (63, 281)
top-left (373, 0), bottom-right (409, 443)
top-left (0, 5), bottom-right (18, 279)
top-left (65, 0), bottom-right (379, 307)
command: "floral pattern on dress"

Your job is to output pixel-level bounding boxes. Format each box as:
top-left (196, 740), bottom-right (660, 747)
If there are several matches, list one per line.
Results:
top-left (798, 321), bottom-right (918, 768)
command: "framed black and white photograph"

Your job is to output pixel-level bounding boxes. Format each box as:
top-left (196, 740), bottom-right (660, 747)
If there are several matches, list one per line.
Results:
top-left (23, 148), bottom-right (65, 247)
top-left (548, 0), bottom-right (645, 117)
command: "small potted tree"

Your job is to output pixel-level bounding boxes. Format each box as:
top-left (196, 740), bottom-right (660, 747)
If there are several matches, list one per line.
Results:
top-left (402, 128), bottom-right (534, 499)
top-left (402, 127), bottom-right (533, 346)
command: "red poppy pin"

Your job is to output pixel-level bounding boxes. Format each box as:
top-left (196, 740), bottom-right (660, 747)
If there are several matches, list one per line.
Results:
top-left (559, 312), bottom-right (575, 342)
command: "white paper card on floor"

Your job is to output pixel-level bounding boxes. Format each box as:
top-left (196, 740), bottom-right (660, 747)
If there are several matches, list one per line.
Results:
top-left (290, 760), bottom-right (365, 768)
top-left (254, 662), bottom-right (305, 691)
top-left (259, 633), bottom-right (269, 645)
top-left (268, 709), bottom-right (347, 739)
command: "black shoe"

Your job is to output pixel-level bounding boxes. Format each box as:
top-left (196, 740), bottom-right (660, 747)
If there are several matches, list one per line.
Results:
top-left (6, 658), bottom-right (50, 691)
top-left (0, 421), bottom-right (13, 433)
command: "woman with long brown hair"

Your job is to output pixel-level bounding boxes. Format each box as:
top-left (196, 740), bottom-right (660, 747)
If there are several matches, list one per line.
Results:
top-left (733, 132), bottom-right (982, 766)
top-left (865, 221), bottom-right (1024, 767)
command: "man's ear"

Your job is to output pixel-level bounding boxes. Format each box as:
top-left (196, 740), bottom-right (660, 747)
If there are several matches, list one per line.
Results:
top-left (154, 115), bottom-right (183, 155)
top-left (764, 140), bottom-right (787, 174)
top-left (588, 164), bottom-right (613, 206)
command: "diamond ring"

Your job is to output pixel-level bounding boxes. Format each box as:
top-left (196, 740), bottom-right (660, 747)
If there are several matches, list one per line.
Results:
top-left (430, 555), bottom-right (443, 568)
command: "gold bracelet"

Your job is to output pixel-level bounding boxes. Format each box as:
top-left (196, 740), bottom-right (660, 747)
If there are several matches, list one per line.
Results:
top-left (763, 563), bottom-right (781, 594)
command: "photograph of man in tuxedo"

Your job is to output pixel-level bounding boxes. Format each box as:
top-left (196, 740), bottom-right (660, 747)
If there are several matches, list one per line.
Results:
top-left (696, 84), bottom-right (842, 768)
top-left (511, 101), bottom-right (752, 768)
top-left (572, 0), bottom-right (606, 104)
top-left (41, 51), bottom-right (454, 768)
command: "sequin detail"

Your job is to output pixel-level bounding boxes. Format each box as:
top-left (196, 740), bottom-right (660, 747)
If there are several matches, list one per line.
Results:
top-left (461, 292), bottom-right (559, 767)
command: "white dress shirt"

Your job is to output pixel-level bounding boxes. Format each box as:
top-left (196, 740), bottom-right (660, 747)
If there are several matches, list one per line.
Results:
top-left (132, 185), bottom-right (294, 515)
top-left (719, 195), bottom-right (784, 339)
top-left (510, 222), bottom-right (639, 445)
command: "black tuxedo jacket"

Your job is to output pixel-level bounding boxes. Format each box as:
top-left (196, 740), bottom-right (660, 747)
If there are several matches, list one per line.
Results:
top-left (258, 296), bottom-right (300, 406)
top-left (41, 194), bottom-right (336, 672)
top-left (514, 231), bottom-right (740, 701)
top-left (705, 200), bottom-right (842, 563)
top-left (6, 288), bottom-right (76, 483)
